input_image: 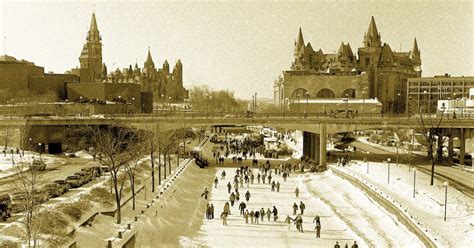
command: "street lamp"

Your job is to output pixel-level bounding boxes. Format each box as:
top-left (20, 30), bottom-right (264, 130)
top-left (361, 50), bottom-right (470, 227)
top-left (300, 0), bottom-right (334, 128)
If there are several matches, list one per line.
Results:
top-left (413, 167), bottom-right (417, 198)
top-left (38, 143), bottom-right (42, 160)
top-left (444, 181), bottom-right (449, 221)
top-left (387, 157), bottom-right (391, 184)
top-left (366, 151), bottom-right (370, 174)
top-left (305, 92), bottom-right (310, 118)
top-left (423, 90), bottom-right (428, 114)
top-left (168, 96), bottom-right (172, 112)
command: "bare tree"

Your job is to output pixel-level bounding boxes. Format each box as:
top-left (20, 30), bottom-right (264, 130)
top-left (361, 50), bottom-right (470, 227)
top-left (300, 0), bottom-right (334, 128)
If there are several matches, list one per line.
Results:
top-left (89, 126), bottom-right (131, 224)
top-left (11, 158), bottom-right (47, 247)
top-left (416, 106), bottom-right (446, 185)
top-left (124, 132), bottom-right (146, 211)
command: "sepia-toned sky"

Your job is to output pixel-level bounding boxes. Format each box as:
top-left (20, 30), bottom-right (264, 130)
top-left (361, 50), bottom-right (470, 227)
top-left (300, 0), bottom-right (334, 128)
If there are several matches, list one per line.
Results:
top-left (1, 0), bottom-right (473, 99)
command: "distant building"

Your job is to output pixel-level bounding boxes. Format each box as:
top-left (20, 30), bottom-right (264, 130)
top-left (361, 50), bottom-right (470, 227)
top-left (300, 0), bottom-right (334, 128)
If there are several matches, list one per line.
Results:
top-left (407, 75), bottom-right (474, 113)
top-left (274, 16), bottom-right (422, 113)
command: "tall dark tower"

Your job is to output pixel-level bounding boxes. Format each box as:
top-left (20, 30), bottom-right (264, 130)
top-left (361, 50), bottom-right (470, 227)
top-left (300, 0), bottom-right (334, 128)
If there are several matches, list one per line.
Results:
top-left (79, 13), bottom-right (103, 82)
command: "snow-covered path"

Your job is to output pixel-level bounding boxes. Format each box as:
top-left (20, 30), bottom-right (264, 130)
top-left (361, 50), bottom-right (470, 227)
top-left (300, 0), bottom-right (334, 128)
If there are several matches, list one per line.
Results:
top-left (194, 168), bottom-right (359, 247)
top-left (304, 171), bottom-right (424, 247)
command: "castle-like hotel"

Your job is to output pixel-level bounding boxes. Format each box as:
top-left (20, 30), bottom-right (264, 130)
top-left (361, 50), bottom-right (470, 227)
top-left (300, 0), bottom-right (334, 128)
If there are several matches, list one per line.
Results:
top-left (274, 17), bottom-right (422, 113)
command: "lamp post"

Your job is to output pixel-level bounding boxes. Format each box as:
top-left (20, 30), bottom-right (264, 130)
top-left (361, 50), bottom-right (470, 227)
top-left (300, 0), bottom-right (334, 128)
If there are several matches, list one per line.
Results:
top-left (453, 93), bottom-right (457, 119)
top-left (423, 90), bottom-right (428, 114)
top-left (38, 143), bottom-right (42, 160)
top-left (168, 96), bottom-right (172, 113)
top-left (387, 157), bottom-right (391, 184)
top-left (305, 92), bottom-right (309, 118)
top-left (413, 167), bottom-right (417, 198)
top-left (444, 181), bottom-right (449, 221)
top-left (366, 151), bottom-right (370, 174)
top-left (343, 94), bottom-right (349, 118)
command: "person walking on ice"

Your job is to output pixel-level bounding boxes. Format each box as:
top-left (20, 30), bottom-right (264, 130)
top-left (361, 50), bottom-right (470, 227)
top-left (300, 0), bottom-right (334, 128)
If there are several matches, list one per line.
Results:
top-left (229, 192), bottom-right (236, 206)
top-left (292, 202), bottom-right (298, 215)
top-left (299, 201), bottom-right (306, 215)
top-left (201, 188), bottom-right (209, 200)
top-left (227, 182), bottom-right (232, 194)
top-left (250, 210), bottom-right (255, 224)
top-left (266, 208), bottom-right (271, 221)
top-left (244, 210), bottom-right (249, 224)
top-left (276, 181), bottom-right (280, 192)
top-left (272, 206), bottom-right (278, 221)
top-left (295, 187), bottom-right (300, 198)
top-left (221, 170), bottom-right (226, 180)
top-left (254, 210), bottom-right (260, 224)
top-left (214, 177), bottom-right (219, 189)
top-left (245, 190), bottom-right (251, 201)
top-left (220, 211), bottom-right (228, 226)
top-left (314, 218), bottom-right (321, 238)
top-left (284, 215), bottom-right (293, 230)
top-left (239, 201), bottom-right (246, 215)
top-left (223, 202), bottom-right (230, 215)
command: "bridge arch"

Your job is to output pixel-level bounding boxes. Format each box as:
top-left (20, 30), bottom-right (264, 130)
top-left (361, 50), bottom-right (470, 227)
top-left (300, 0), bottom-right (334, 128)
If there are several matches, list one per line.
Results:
top-left (316, 88), bottom-right (335, 98)
top-left (342, 88), bottom-right (356, 98)
top-left (291, 88), bottom-right (308, 98)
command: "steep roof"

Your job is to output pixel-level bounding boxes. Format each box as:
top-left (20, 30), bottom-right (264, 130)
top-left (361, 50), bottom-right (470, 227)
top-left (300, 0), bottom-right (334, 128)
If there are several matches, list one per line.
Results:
top-left (90, 13), bottom-right (98, 32)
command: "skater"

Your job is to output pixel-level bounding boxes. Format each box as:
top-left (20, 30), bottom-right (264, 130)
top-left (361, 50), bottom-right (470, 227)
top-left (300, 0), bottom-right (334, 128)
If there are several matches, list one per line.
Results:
top-left (214, 177), bottom-right (219, 188)
top-left (220, 211), bottom-right (228, 226)
top-left (300, 201), bottom-right (306, 215)
top-left (276, 181), bottom-right (280, 192)
top-left (223, 202), bottom-right (230, 215)
top-left (254, 209), bottom-right (260, 224)
top-left (271, 181), bottom-right (275, 192)
top-left (206, 204), bottom-right (211, 219)
top-left (210, 204), bottom-right (215, 219)
top-left (250, 173), bottom-right (254, 184)
top-left (230, 192), bottom-right (236, 206)
top-left (292, 202), bottom-right (299, 215)
top-left (334, 242), bottom-right (340, 248)
top-left (244, 210), bottom-right (249, 224)
top-left (295, 187), bottom-right (299, 198)
top-left (250, 210), bottom-right (255, 224)
top-left (268, 174), bottom-right (272, 184)
top-left (257, 173), bottom-right (261, 183)
top-left (266, 208), bottom-right (271, 221)
top-left (260, 208), bottom-right (265, 222)
top-left (284, 215), bottom-right (293, 230)
top-left (315, 219), bottom-right (321, 238)
top-left (245, 190), bottom-right (251, 201)
top-left (239, 201), bottom-right (246, 215)
top-left (221, 170), bottom-right (226, 180)
top-left (201, 188), bottom-right (209, 200)
top-left (313, 215), bottom-right (320, 224)
top-left (294, 214), bottom-right (303, 232)
top-left (227, 182), bottom-right (232, 194)
top-left (236, 190), bottom-right (240, 201)
top-left (351, 241), bottom-right (358, 248)
top-left (272, 206), bottom-right (278, 221)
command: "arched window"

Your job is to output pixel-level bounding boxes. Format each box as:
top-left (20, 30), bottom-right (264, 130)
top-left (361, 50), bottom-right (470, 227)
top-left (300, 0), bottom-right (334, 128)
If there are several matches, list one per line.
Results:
top-left (316, 88), bottom-right (335, 98)
top-left (291, 88), bottom-right (307, 98)
top-left (342, 88), bottom-right (356, 98)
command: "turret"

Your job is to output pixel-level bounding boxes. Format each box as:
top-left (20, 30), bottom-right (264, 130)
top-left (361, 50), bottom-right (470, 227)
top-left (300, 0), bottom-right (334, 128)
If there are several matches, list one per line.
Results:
top-left (363, 16), bottom-right (382, 48)
top-left (163, 60), bottom-right (170, 74)
top-left (294, 27), bottom-right (305, 57)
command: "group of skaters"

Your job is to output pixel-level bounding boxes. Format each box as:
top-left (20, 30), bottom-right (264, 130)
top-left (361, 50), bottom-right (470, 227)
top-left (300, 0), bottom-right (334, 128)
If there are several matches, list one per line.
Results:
top-left (334, 241), bottom-right (359, 248)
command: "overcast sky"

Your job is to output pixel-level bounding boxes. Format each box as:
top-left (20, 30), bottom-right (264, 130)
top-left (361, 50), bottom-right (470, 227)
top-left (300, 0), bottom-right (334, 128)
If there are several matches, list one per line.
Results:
top-left (1, 0), bottom-right (473, 99)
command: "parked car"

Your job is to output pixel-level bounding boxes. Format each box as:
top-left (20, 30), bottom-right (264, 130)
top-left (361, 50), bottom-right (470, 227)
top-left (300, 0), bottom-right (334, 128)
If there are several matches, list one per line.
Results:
top-left (74, 171), bottom-right (91, 183)
top-left (9, 192), bottom-right (27, 213)
top-left (42, 183), bottom-right (63, 198)
top-left (0, 194), bottom-right (11, 221)
top-left (30, 159), bottom-right (46, 171)
top-left (54, 179), bottom-right (71, 192)
top-left (100, 166), bottom-right (110, 174)
top-left (81, 167), bottom-right (96, 179)
top-left (32, 189), bottom-right (49, 204)
top-left (65, 175), bottom-right (83, 188)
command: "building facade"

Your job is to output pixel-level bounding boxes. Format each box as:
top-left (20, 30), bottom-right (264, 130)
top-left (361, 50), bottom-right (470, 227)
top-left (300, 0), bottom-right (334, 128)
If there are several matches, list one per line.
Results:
top-left (274, 17), bottom-right (422, 113)
top-left (407, 75), bottom-right (474, 114)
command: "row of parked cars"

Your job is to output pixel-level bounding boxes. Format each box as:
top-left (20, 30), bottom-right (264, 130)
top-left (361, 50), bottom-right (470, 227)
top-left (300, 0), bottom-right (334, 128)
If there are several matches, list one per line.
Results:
top-left (0, 166), bottom-right (110, 221)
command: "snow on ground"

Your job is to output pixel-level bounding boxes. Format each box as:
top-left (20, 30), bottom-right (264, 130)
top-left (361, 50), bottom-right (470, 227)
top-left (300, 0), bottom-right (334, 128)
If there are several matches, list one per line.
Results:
top-left (194, 168), bottom-right (362, 247)
top-left (339, 161), bottom-right (474, 247)
top-left (0, 150), bottom-right (57, 179)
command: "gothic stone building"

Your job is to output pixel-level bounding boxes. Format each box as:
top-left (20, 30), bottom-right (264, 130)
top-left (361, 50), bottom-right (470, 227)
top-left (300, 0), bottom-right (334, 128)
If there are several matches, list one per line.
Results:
top-left (106, 49), bottom-right (188, 102)
top-left (274, 16), bottom-right (422, 113)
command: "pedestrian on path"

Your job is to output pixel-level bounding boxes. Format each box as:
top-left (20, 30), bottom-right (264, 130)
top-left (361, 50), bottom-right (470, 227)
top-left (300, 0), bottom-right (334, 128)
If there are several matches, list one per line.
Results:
top-left (284, 215), bottom-right (293, 230)
top-left (230, 193), bottom-right (236, 206)
top-left (227, 182), bottom-right (232, 194)
top-left (276, 181), bottom-right (280, 192)
top-left (254, 210), bottom-right (260, 224)
top-left (315, 219), bottom-right (321, 238)
top-left (220, 212), bottom-right (228, 226)
top-left (266, 208), bottom-right (271, 221)
top-left (271, 181), bottom-right (275, 191)
top-left (299, 201), bottom-right (306, 215)
top-left (250, 210), bottom-right (255, 224)
top-left (293, 202), bottom-right (299, 215)
top-left (295, 187), bottom-right (300, 198)
top-left (224, 202), bottom-right (230, 215)
top-left (201, 188), bottom-right (209, 200)
top-left (272, 206), bottom-right (278, 221)
top-left (260, 208), bottom-right (265, 222)
top-left (294, 214), bottom-right (303, 232)
top-left (210, 204), bottom-right (215, 219)
top-left (244, 210), bottom-right (249, 224)
top-left (221, 170), bottom-right (226, 180)
top-left (245, 190), bottom-right (251, 201)
top-left (214, 177), bottom-right (218, 189)
top-left (239, 201), bottom-right (246, 215)
top-left (206, 204), bottom-right (211, 219)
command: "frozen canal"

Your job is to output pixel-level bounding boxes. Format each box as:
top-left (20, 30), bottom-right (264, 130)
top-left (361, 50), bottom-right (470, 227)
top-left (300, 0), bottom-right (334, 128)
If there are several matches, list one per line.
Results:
top-left (191, 167), bottom-right (424, 247)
